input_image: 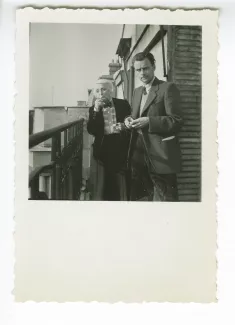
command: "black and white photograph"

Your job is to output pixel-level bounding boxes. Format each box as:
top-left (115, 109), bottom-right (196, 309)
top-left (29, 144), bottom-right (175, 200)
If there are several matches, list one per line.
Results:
top-left (14, 8), bottom-right (217, 303)
top-left (28, 23), bottom-right (202, 202)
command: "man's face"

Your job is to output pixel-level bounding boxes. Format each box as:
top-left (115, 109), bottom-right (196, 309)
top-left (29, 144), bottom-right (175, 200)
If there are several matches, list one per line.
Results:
top-left (94, 82), bottom-right (112, 100)
top-left (134, 58), bottom-right (155, 85)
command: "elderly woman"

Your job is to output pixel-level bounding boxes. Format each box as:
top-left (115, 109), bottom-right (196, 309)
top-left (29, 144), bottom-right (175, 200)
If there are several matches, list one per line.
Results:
top-left (87, 79), bottom-right (131, 201)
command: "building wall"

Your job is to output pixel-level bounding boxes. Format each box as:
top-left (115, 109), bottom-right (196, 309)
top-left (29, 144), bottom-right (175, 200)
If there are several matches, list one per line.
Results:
top-left (33, 108), bottom-right (45, 133)
top-left (114, 70), bottom-right (125, 99)
top-left (32, 151), bottom-right (51, 168)
top-left (168, 26), bottom-right (202, 201)
top-left (129, 25), bottom-right (160, 59)
top-left (150, 36), bottom-right (167, 81)
top-left (116, 25), bottom-right (167, 97)
top-left (136, 25), bottom-right (146, 39)
top-left (44, 108), bottom-right (68, 130)
top-left (116, 84), bottom-right (124, 99)
top-left (121, 24), bottom-right (136, 47)
top-left (43, 107), bottom-right (68, 147)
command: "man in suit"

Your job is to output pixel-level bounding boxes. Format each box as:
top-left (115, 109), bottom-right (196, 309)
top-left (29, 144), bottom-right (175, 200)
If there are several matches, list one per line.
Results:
top-left (87, 79), bottom-right (131, 201)
top-left (126, 52), bottom-right (183, 201)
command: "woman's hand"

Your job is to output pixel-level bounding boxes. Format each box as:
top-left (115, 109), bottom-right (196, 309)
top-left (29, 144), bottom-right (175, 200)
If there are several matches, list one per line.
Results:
top-left (94, 99), bottom-right (105, 112)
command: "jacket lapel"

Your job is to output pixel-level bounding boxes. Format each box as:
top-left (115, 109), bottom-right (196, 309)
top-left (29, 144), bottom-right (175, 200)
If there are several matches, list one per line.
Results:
top-left (112, 98), bottom-right (118, 119)
top-left (140, 78), bottom-right (160, 116)
top-left (112, 98), bottom-right (123, 122)
top-left (132, 88), bottom-right (144, 119)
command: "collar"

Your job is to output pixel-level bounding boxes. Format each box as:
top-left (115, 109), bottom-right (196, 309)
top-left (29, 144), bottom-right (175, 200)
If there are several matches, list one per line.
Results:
top-left (102, 98), bottom-right (114, 111)
top-left (143, 76), bottom-right (155, 93)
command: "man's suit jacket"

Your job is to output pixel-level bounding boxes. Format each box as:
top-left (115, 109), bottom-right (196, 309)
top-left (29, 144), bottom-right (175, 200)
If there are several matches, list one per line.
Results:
top-left (87, 97), bottom-right (131, 172)
top-left (131, 77), bottom-right (183, 174)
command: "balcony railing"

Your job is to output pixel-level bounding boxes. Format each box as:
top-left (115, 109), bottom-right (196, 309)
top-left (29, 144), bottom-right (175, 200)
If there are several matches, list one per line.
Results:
top-left (29, 119), bottom-right (84, 200)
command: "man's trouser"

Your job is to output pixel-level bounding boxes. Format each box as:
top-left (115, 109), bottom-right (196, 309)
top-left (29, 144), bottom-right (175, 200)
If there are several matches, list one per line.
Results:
top-left (130, 136), bottom-right (178, 201)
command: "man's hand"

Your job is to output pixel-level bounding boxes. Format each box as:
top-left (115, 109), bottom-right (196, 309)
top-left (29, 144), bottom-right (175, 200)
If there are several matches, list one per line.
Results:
top-left (124, 116), bottom-right (134, 129)
top-left (130, 117), bottom-right (149, 129)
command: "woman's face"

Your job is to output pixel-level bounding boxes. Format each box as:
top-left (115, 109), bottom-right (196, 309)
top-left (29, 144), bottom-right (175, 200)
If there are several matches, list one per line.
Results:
top-left (94, 82), bottom-right (112, 100)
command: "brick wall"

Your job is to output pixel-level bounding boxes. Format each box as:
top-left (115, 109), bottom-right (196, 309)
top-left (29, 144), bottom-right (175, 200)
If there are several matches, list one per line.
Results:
top-left (168, 26), bottom-right (202, 201)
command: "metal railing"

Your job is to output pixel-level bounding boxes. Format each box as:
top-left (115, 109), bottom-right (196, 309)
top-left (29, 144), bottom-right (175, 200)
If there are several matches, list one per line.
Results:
top-left (29, 119), bottom-right (84, 200)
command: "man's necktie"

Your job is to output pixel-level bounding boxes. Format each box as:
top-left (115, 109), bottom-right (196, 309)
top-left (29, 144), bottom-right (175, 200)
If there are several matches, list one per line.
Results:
top-left (143, 86), bottom-right (147, 95)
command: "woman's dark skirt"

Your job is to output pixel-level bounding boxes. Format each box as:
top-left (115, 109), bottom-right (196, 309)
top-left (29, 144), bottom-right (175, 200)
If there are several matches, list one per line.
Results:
top-left (89, 155), bottom-right (128, 201)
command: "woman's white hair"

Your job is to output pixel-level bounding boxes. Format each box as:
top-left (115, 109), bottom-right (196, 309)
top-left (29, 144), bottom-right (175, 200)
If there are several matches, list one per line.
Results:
top-left (94, 79), bottom-right (114, 92)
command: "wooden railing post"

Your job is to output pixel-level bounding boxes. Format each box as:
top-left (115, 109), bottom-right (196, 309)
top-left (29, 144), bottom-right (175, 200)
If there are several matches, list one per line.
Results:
top-left (63, 130), bottom-right (69, 200)
top-left (51, 136), bottom-right (56, 200)
top-left (31, 176), bottom-right (39, 199)
top-left (51, 134), bottom-right (61, 200)
top-left (55, 134), bottom-right (61, 199)
top-left (68, 167), bottom-right (73, 200)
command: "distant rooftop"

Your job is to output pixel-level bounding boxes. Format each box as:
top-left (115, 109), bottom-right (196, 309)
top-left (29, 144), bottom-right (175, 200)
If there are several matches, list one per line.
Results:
top-left (98, 74), bottom-right (114, 80)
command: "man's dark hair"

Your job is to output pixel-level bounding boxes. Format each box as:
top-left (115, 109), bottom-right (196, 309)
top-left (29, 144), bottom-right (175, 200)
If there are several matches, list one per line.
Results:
top-left (132, 52), bottom-right (156, 66)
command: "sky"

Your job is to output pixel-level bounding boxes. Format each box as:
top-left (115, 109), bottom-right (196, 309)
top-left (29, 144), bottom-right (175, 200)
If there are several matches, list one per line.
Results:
top-left (30, 23), bottom-right (123, 107)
